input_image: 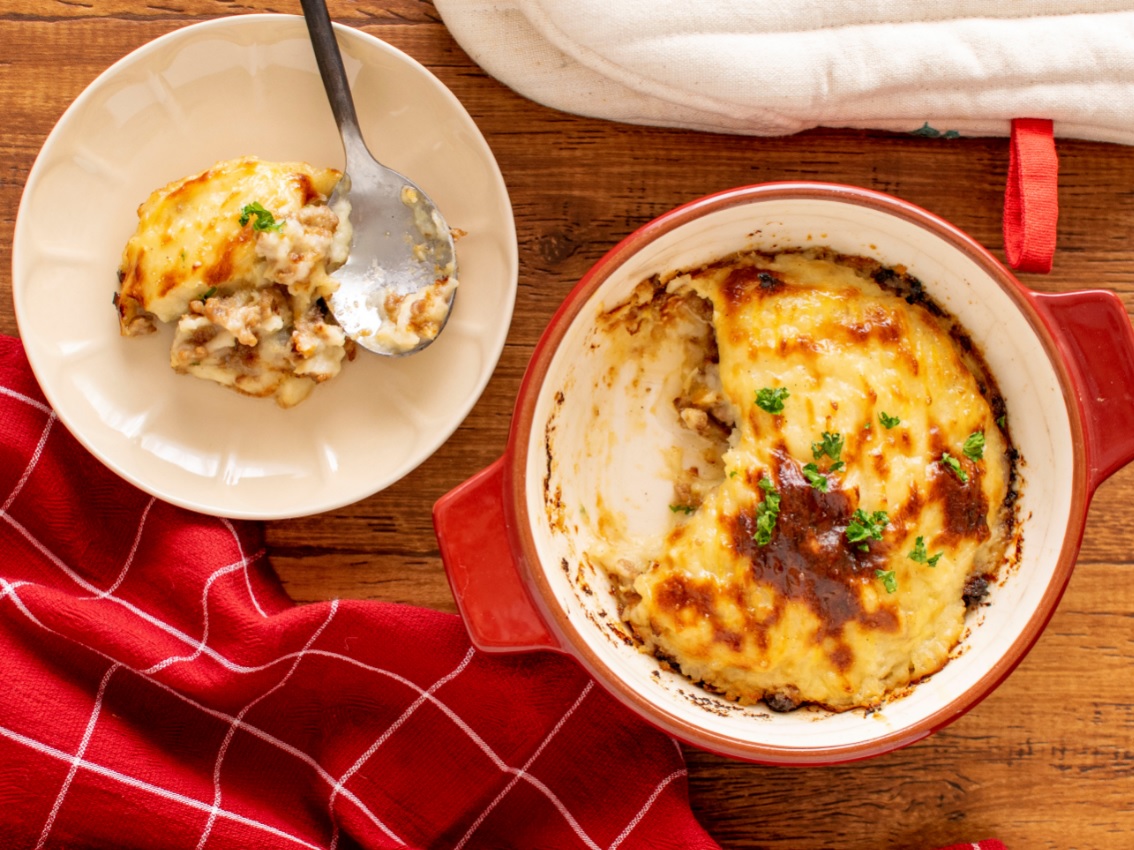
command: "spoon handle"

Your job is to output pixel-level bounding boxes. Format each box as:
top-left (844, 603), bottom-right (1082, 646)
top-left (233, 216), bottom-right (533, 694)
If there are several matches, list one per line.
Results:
top-left (300, 0), bottom-right (369, 162)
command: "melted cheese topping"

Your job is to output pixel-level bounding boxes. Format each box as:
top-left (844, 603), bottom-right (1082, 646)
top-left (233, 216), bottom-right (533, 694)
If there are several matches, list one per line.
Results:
top-left (116, 157), bottom-right (354, 407)
top-left (596, 249), bottom-right (1019, 712)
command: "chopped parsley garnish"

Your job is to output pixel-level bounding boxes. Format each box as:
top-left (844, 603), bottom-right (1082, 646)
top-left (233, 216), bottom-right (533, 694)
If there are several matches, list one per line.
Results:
top-left (879, 412), bottom-right (901, 429)
top-left (908, 536), bottom-right (943, 567)
top-left (875, 569), bottom-right (898, 594)
top-left (753, 477), bottom-right (781, 546)
top-left (941, 452), bottom-right (969, 482)
top-left (811, 431), bottom-right (845, 463)
top-left (239, 202), bottom-right (283, 232)
top-left (199, 286), bottom-right (217, 300)
top-left (801, 462), bottom-right (829, 492)
top-left (997, 414), bottom-right (1007, 429)
top-left (846, 508), bottom-right (889, 547)
top-left (669, 504), bottom-right (696, 515)
top-left (963, 431), bottom-right (986, 462)
top-left (755, 386), bottom-right (790, 414)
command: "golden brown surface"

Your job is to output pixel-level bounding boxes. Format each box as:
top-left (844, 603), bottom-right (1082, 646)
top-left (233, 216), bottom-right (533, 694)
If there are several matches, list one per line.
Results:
top-left (117, 156), bottom-right (342, 323)
top-left (2, 3), bottom-right (1133, 848)
top-left (600, 251), bottom-right (1016, 712)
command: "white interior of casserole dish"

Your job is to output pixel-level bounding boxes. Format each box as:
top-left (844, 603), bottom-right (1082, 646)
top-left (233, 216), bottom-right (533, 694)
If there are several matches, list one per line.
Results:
top-left (524, 194), bottom-right (1074, 753)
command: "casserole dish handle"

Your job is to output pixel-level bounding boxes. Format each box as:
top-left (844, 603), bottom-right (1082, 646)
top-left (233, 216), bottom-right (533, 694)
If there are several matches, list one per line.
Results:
top-left (1030, 289), bottom-right (1134, 493)
top-left (433, 458), bottom-right (561, 652)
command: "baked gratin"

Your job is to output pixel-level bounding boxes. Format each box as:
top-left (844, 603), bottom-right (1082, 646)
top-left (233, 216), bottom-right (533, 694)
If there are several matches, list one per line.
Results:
top-left (591, 248), bottom-right (1021, 712)
top-left (115, 156), bottom-right (353, 407)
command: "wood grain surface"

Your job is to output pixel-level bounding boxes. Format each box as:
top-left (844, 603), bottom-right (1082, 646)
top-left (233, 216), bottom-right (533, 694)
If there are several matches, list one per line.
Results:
top-left (2, 3), bottom-right (1133, 848)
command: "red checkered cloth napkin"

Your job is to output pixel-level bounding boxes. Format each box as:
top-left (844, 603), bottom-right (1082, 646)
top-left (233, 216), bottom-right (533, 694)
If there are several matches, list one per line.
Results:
top-left (0, 334), bottom-right (1006, 850)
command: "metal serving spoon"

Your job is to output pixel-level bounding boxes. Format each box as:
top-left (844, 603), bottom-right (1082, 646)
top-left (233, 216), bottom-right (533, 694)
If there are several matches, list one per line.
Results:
top-left (300, 0), bottom-right (457, 356)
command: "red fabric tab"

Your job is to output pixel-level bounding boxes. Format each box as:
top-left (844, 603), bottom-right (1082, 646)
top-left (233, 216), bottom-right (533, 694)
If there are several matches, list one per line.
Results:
top-left (0, 334), bottom-right (1007, 849)
top-left (1003, 117), bottom-right (1059, 273)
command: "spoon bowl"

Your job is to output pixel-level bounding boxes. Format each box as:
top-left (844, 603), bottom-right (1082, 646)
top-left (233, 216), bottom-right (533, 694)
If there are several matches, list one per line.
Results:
top-left (301, 0), bottom-right (458, 356)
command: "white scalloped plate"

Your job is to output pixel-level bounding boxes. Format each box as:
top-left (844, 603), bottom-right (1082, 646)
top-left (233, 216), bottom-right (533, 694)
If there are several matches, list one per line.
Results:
top-left (13, 15), bottom-right (517, 519)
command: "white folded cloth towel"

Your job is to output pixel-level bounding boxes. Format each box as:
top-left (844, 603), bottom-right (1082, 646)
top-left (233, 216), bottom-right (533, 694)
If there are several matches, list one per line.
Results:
top-left (435, 0), bottom-right (1134, 144)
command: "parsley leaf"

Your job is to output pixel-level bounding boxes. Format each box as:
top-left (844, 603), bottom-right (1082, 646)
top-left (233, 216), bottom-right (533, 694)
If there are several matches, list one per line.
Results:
top-left (846, 508), bottom-right (889, 545)
top-left (941, 452), bottom-right (969, 483)
top-left (909, 536), bottom-right (928, 562)
top-left (755, 387), bottom-right (790, 414)
top-left (811, 431), bottom-right (845, 462)
top-left (875, 569), bottom-right (898, 594)
top-left (801, 462), bottom-right (829, 492)
top-left (909, 536), bottom-right (944, 567)
top-left (963, 431), bottom-right (986, 462)
top-left (879, 412), bottom-right (901, 429)
top-left (669, 504), bottom-right (696, 515)
top-left (753, 477), bottom-right (781, 546)
top-left (239, 202), bottom-right (284, 232)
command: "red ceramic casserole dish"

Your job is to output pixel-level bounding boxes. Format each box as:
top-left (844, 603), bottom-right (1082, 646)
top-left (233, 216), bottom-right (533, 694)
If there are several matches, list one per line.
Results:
top-left (434, 183), bottom-right (1134, 764)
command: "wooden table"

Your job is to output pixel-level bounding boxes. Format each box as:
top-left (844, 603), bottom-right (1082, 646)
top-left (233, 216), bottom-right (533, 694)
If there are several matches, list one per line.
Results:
top-left (3, 3), bottom-right (1132, 848)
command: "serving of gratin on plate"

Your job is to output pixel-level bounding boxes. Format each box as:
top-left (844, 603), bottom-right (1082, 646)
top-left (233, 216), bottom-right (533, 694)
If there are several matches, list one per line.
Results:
top-left (12, 15), bottom-right (517, 519)
top-left (116, 156), bottom-right (356, 409)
